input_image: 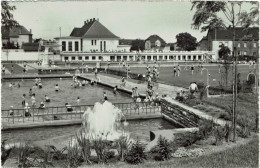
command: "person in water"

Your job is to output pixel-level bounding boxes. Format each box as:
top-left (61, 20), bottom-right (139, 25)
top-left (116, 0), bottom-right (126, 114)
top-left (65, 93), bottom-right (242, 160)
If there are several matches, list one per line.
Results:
top-left (45, 95), bottom-right (50, 102)
top-left (39, 102), bottom-right (45, 109)
top-left (9, 106), bottom-right (14, 116)
top-left (38, 82), bottom-right (42, 89)
top-left (24, 103), bottom-right (31, 117)
top-left (65, 103), bottom-right (73, 112)
top-left (31, 93), bottom-right (36, 107)
top-left (113, 85), bottom-right (118, 95)
top-left (55, 84), bottom-right (59, 91)
top-left (77, 97), bottom-right (80, 105)
top-left (103, 91), bottom-right (108, 100)
top-left (29, 88), bottom-right (33, 97)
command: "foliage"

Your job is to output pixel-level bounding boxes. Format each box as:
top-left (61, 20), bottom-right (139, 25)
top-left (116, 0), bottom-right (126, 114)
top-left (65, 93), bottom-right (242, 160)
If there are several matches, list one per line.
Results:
top-left (130, 39), bottom-right (145, 51)
top-left (76, 131), bottom-right (91, 164)
top-left (92, 138), bottom-right (113, 164)
top-left (175, 32), bottom-right (197, 51)
top-left (213, 126), bottom-right (225, 145)
top-left (153, 136), bottom-right (172, 161)
top-left (198, 119), bottom-right (215, 139)
top-left (197, 82), bottom-right (207, 100)
top-left (1, 1), bottom-right (20, 29)
top-left (1, 139), bottom-right (12, 166)
top-left (218, 112), bottom-right (231, 121)
top-left (218, 44), bottom-right (231, 59)
top-left (125, 139), bottom-right (146, 164)
top-left (237, 116), bottom-right (251, 138)
top-left (223, 123), bottom-right (232, 142)
top-left (115, 135), bottom-right (132, 161)
top-left (17, 142), bottom-right (33, 168)
top-left (66, 142), bottom-right (82, 168)
top-left (173, 132), bottom-right (201, 147)
top-left (45, 145), bottom-right (67, 160)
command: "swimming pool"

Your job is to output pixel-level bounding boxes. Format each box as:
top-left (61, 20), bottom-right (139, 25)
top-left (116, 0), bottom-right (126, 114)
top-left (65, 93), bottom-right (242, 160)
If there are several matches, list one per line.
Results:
top-left (1, 118), bottom-right (177, 144)
top-left (1, 78), bottom-right (133, 110)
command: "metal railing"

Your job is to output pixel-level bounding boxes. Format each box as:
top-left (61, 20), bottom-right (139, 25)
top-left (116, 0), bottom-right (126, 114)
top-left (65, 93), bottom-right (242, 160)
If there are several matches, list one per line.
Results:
top-left (2, 102), bottom-right (161, 124)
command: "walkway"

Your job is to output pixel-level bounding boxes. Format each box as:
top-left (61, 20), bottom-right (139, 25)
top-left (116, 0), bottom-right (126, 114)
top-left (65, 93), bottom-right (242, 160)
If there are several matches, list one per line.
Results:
top-left (80, 73), bottom-right (186, 98)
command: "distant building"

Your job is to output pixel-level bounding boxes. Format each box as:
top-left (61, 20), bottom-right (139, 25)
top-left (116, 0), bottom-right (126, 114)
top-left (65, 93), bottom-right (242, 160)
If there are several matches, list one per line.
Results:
top-left (145, 34), bottom-right (166, 51)
top-left (55, 18), bottom-right (130, 53)
top-left (1, 25), bottom-right (33, 48)
top-left (205, 27), bottom-right (259, 59)
top-left (196, 36), bottom-right (208, 51)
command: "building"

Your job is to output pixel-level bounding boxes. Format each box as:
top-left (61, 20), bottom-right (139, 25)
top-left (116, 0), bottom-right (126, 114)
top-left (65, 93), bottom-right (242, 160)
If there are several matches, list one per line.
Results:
top-left (144, 35), bottom-right (166, 51)
top-left (206, 27), bottom-right (259, 59)
top-left (196, 36), bottom-right (208, 51)
top-left (1, 25), bottom-right (33, 48)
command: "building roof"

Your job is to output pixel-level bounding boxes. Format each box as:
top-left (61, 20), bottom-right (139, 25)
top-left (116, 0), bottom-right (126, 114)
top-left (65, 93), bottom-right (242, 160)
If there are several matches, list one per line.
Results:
top-left (68, 19), bottom-right (119, 39)
top-left (54, 36), bottom-right (81, 39)
top-left (145, 34), bottom-right (166, 47)
top-left (208, 27), bottom-right (259, 41)
top-left (1, 26), bottom-right (32, 39)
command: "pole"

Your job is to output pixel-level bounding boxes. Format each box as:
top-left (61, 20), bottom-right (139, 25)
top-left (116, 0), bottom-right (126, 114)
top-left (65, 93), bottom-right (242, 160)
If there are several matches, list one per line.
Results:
top-left (59, 27), bottom-right (61, 37)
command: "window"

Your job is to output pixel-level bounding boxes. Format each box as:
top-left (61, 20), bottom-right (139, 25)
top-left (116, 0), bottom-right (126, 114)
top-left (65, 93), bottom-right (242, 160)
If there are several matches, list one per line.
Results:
top-left (237, 43), bottom-right (241, 48)
top-left (253, 52), bottom-right (256, 56)
top-left (169, 56), bottom-right (173, 60)
top-left (92, 56), bottom-right (96, 60)
top-left (253, 43), bottom-right (257, 48)
top-left (147, 56), bottom-right (151, 60)
top-left (62, 41), bottom-right (66, 51)
top-left (110, 56), bottom-right (115, 61)
top-left (100, 41), bottom-right (102, 52)
top-left (99, 56), bottom-right (102, 60)
top-left (123, 56), bottom-right (127, 60)
top-left (117, 56), bottom-right (121, 61)
top-left (85, 56), bottom-right (89, 60)
top-left (244, 51), bottom-right (247, 55)
top-left (95, 40), bottom-right (97, 45)
top-left (164, 56), bottom-right (168, 60)
top-left (224, 42), bottom-right (228, 46)
top-left (75, 41), bottom-right (79, 51)
top-left (104, 41), bottom-right (106, 51)
top-left (78, 56), bottom-right (82, 60)
top-left (64, 57), bottom-right (68, 61)
top-left (153, 56), bottom-right (157, 60)
top-left (198, 55), bottom-right (202, 60)
top-left (72, 56), bottom-right (75, 61)
top-left (68, 41), bottom-right (72, 51)
top-left (244, 42), bottom-right (247, 48)
top-left (92, 40), bottom-right (94, 46)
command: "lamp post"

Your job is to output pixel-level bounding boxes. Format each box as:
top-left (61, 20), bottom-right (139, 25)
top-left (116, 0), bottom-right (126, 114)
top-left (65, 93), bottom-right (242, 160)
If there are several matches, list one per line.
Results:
top-left (201, 68), bottom-right (210, 97)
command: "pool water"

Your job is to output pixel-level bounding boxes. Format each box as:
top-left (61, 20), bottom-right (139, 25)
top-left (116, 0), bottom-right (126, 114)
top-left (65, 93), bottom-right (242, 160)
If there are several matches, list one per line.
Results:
top-left (1, 119), bottom-right (176, 144)
top-left (1, 78), bottom-right (133, 110)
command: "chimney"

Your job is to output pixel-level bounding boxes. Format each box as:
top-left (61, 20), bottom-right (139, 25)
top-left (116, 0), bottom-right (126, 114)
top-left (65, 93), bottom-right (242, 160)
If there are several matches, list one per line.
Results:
top-left (87, 19), bottom-right (89, 23)
top-left (84, 21), bottom-right (86, 25)
top-left (93, 18), bottom-right (95, 21)
top-left (90, 19), bottom-right (92, 22)
top-left (30, 29), bottom-right (32, 33)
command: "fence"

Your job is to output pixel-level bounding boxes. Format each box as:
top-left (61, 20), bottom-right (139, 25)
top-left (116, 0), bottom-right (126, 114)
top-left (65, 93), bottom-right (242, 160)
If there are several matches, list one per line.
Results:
top-left (2, 102), bottom-right (161, 124)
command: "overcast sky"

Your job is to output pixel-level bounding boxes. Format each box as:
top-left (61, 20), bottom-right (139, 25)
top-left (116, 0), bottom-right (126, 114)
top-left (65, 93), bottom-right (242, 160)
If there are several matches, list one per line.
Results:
top-left (10, 1), bottom-right (255, 43)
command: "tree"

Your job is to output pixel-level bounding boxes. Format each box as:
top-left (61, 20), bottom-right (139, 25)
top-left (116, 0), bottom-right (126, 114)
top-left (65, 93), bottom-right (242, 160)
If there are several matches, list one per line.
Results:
top-left (1, 1), bottom-right (19, 29)
top-left (130, 39), bottom-right (145, 51)
top-left (175, 32), bottom-right (197, 51)
top-left (219, 44), bottom-right (231, 87)
top-left (191, 1), bottom-right (258, 142)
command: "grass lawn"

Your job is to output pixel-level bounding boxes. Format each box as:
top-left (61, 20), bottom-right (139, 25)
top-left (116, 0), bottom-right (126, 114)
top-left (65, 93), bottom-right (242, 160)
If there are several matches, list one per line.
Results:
top-left (203, 93), bottom-right (258, 130)
top-left (85, 136), bottom-right (259, 168)
top-left (112, 64), bottom-right (258, 88)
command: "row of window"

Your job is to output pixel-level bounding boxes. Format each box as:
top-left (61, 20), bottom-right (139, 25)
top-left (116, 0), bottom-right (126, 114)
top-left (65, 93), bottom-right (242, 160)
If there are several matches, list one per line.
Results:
top-left (219, 42), bottom-right (257, 48)
top-left (62, 41), bottom-right (79, 51)
top-left (238, 51), bottom-right (257, 56)
top-left (64, 56), bottom-right (103, 61)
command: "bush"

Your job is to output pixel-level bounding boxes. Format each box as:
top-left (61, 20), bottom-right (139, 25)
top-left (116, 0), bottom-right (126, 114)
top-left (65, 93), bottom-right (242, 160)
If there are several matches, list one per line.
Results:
top-left (1, 139), bottom-right (12, 166)
top-left (76, 131), bottom-right (91, 164)
top-left (125, 139), bottom-right (146, 164)
top-left (115, 135), bottom-right (132, 161)
top-left (66, 142), bottom-right (82, 168)
top-left (173, 132), bottom-right (201, 147)
top-left (213, 126), bottom-right (225, 145)
top-left (218, 112), bottom-right (231, 121)
top-left (223, 123), bottom-right (232, 142)
top-left (237, 116), bottom-right (251, 138)
top-left (153, 136), bottom-right (172, 161)
top-left (92, 138), bottom-right (113, 164)
top-left (198, 119), bottom-right (215, 139)
top-left (17, 142), bottom-right (33, 168)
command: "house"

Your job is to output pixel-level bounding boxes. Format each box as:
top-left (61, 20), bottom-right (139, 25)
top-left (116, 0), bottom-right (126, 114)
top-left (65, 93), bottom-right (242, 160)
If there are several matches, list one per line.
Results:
top-left (1, 25), bottom-right (33, 48)
top-left (196, 36), bottom-right (208, 51)
top-left (206, 27), bottom-right (259, 59)
top-left (54, 18), bottom-right (127, 53)
top-left (144, 35), bottom-right (166, 51)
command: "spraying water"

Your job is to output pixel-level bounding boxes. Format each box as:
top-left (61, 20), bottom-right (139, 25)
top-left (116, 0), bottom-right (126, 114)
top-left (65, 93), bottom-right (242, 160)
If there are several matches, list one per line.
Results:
top-left (81, 101), bottom-right (128, 141)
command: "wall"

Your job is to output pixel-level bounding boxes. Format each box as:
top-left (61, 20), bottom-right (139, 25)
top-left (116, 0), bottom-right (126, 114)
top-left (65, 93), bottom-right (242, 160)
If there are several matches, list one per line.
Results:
top-left (56, 38), bottom-right (81, 52)
top-left (18, 35), bottom-right (30, 47)
top-left (1, 49), bottom-right (61, 61)
top-left (117, 45), bottom-right (131, 52)
top-left (82, 39), bottom-right (119, 52)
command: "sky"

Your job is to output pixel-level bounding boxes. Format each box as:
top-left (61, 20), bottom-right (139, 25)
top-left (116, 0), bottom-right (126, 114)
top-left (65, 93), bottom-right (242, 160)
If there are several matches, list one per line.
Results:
top-left (9, 1), bottom-right (255, 43)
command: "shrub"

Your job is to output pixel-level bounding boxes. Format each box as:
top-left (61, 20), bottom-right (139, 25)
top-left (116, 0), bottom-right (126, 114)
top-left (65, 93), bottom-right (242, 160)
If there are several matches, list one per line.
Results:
top-left (17, 142), bottom-right (33, 168)
top-left (213, 126), bottom-right (225, 145)
top-left (1, 139), bottom-right (12, 166)
top-left (237, 116), bottom-right (251, 138)
top-left (66, 142), bottom-right (82, 168)
top-left (92, 138), bottom-right (113, 164)
top-left (218, 112), bottom-right (231, 121)
top-left (45, 145), bottom-right (67, 161)
top-left (115, 135), bottom-right (132, 161)
top-left (125, 139), bottom-right (146, 164)
top-left (76, 131), bottom-right (91, 164)
top-left (223, 123), bottom-right (232, 142)
top-left (153, 136), bottom-right (172, 161)
top-left (198, 119), bottom-right (215, 139)
top-left (173, 132), bottom-right (201, 147)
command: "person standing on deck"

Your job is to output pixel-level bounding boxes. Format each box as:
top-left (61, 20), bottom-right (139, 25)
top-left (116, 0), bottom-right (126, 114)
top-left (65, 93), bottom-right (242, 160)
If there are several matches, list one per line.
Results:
top-left (173, 66), bottom-right (177, 77)
top-left (191, 65), bottom-right (194, 75)
top-left (177, 65), bottom-right (181, 77)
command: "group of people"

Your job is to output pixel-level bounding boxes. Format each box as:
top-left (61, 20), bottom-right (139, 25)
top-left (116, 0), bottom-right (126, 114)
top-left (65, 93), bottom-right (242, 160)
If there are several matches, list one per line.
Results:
top-left (146, 65), bottom-right (159, 81)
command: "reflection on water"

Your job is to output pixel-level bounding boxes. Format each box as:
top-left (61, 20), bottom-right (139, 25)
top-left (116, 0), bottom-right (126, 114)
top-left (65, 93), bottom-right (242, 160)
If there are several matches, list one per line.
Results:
top-left (1, 78), bottom-right (132, 110)
top-left (2, 119), bottom-right (176, 144)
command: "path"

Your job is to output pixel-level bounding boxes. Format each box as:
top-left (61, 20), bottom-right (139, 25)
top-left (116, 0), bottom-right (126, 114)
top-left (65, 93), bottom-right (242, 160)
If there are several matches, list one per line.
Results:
top-left (81, 73), bottom-right (186, 98)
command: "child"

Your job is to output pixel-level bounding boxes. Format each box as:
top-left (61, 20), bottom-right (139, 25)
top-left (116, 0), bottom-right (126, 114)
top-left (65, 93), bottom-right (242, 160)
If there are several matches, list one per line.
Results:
top-left (55, 84), bottom-right (59, 91)
top-left (45, 95), bottom-right (50, 102)
top-left (103, 92), bottom-right (108, 100)
top-left (77, 97), bottom-right (80, 105)
top-left (39, 102), bottom-right (45, 109)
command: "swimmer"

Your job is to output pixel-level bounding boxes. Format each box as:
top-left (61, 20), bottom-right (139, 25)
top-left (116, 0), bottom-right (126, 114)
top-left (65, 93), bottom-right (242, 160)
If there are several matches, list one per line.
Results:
top-left (9, 106), bottom-right (14, 116)
top-left (9, 83), bottom-right (13, 88)
top-left (29, 88), bottom-right (33, 97)
top-left (65, 103), bottom-right (73, 112)
top-left (31, 94), bottom-right (36, 107)
top-left (17, 82), bottom-right (20, 88)
top-left (82, 80), bottom-right (86, 86)
top-left (24, 103), bottom-right (31, 117)
top-left (90, 79), bottom-right (94, 86)
top-left (60, 77), bottom-right (62, 81)
top-left (103, 91), bottom-right (108, 100)
top-left (38, 82), bottom-right (42, 89)
top-left (113, 85), bottom-right (118, 95)
top-left (55, 84), bottom-right (59, 91)
top-left (39, 102), bottom-right (45, 109)
top-left (22, 94), bottom-right (26, 106)
top-left (76, 97), bottom-right (80, 105)
top-left (45, 95), bottom-right (50, 102)
top-left (136, 97), bottom-right (141, 103)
